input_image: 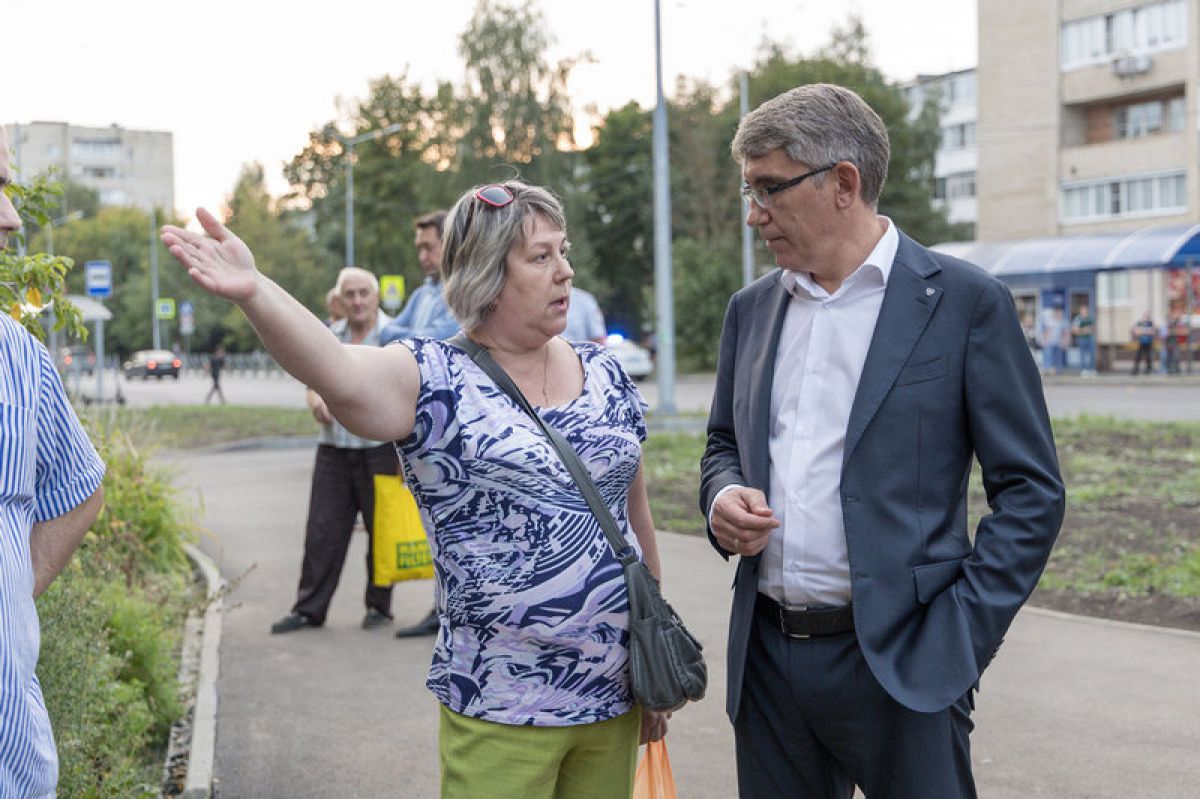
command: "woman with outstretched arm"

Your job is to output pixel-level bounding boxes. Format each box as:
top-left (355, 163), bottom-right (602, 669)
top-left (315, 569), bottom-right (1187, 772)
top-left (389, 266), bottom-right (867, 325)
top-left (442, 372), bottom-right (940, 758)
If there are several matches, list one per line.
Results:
top-left (162, 182), bottom-right (668, 799)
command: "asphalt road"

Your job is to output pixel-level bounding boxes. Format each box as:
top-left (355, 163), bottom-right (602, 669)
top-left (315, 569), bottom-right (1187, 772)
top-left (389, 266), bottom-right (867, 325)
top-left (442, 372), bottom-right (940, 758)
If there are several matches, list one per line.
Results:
top-left (99, 368), bottom-right (1200, 421)
top-left (173, 446), bottom-right (1200, 798)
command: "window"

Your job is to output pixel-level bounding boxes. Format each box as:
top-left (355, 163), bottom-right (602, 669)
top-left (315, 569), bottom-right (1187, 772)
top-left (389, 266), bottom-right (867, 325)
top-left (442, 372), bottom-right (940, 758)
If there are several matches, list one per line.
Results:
top-left (1061, 170), bottom-right (1187, 221)
top-left (1113, 97), bottom-right (1184, 139)
top-left (1061, 0), bottom-right (1187, 70)
top-left (1115, 100), bottom-right (1163, 138)
top-left (946, 172), bottom-right (976, 199)
top-left (943, 122), bottom-right (976, 150)
top-left (81, 166), bottom-right (116, 179)
top-left (71, 138), bottom-right (122, 160)
top-left (1097, 271), bottom-right (1132, 305)
top-left (1167, 97), bottom-right (1186, 131)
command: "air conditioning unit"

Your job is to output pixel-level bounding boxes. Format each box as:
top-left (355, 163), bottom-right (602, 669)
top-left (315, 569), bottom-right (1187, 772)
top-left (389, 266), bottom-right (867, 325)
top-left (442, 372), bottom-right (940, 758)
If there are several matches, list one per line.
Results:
top-left (1112, 54), bottom-right (1153, 77)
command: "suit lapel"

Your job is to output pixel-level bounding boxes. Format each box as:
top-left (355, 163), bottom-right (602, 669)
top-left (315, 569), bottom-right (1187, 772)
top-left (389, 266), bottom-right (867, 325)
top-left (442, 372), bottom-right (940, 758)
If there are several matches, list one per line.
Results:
top-left (748, 279), bottom-right (790, 493)
top-left (843, 234), bottom-right (943, 466)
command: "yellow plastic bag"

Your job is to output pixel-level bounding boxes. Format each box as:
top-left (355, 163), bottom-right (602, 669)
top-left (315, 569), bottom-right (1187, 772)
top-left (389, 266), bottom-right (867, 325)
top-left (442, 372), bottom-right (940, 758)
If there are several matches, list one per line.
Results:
top-left (372, 474), bottom-right (434, 586)
top-left (632, 739), bottom-right (676, 799)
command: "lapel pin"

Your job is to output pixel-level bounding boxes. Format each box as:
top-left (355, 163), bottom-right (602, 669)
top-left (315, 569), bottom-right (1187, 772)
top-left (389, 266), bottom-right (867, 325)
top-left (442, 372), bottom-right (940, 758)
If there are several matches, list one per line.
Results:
top-left (925, 288), bottom-right (936, 296)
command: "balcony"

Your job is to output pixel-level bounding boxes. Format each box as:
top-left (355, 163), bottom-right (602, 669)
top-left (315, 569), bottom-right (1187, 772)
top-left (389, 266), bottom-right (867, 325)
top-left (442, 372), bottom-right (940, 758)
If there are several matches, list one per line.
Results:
top-left (1060, 132), bottom-right (1187, 183)
top-left (1061, 48), bottom-right (1187, 105)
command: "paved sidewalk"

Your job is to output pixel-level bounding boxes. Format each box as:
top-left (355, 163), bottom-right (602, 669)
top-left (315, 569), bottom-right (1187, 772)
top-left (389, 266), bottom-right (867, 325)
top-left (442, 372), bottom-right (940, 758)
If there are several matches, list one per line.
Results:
top-left (174, 446), bottom-right (1200, 798)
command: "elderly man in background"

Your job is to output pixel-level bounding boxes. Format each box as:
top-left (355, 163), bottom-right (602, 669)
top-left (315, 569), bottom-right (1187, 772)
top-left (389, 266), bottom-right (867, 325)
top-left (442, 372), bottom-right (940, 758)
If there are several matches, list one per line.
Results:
top-left (271, 266), bottom-right (400, 634)
top-left (0, 127), bottom-right (106, 797)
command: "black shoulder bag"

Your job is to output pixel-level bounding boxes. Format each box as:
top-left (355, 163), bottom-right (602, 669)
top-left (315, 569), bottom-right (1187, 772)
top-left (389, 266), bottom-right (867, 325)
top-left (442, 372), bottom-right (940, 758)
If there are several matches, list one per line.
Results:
top-left (447, 334), bottom-right (707, 712)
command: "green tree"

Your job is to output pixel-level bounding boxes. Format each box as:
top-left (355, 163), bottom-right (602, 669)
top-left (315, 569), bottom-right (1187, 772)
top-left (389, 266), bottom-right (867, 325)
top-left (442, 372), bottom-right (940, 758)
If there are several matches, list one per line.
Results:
top-left (740, 21), bottom-right (959, 245)
top-left (47, 206), bottom-right (168, 356)
top-left (218, 164), bottom-right (337, 350)
top-left (580, 102), bottom-right (653, 338)
top-left (284, 72), bottom-right (461, 282)
top-left (456, 0), bottom-right (581, 187)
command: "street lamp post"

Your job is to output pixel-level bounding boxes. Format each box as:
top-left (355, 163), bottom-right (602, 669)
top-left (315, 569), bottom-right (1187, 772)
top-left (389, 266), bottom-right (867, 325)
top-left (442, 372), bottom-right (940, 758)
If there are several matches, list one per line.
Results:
top-left (331, 123), bottom-right (403, 268)
top-left (652, 0), bottom-right (677, 415)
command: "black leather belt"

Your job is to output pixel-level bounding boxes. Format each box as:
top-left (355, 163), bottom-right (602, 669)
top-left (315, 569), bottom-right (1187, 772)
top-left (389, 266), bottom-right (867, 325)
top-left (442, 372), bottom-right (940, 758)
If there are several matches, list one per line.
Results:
top-left (756, 594), bottom-right (855, 639)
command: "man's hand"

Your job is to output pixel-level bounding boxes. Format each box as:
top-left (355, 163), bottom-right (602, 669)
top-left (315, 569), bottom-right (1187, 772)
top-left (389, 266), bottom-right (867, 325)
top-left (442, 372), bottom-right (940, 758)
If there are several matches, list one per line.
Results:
top-left (640, 709), bottom-right (671, 744)
top-left (711, 486), bottom-right (778, 556)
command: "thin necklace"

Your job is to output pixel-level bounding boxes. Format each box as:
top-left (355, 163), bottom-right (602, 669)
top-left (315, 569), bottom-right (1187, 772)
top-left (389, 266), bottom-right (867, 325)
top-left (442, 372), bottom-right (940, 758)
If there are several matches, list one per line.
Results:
top-left (540, 343), bottom-right (550, 406)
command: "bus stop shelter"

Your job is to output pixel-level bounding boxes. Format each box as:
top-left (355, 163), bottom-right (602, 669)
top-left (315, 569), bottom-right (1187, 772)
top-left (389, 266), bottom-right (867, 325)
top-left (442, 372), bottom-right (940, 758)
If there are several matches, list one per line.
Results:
top-left (934, 224), bottom-right (1200, 372)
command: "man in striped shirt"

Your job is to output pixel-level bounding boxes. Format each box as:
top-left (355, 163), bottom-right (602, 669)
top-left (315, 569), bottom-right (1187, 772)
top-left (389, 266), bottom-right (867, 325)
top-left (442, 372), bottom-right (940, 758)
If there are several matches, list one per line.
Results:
top-left (1, 129), bottom-right (106, 797)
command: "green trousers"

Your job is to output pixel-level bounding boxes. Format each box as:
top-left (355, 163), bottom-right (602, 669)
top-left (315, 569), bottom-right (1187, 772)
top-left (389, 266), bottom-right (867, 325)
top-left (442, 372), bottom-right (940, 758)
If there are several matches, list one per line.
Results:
top-left (438, 704), bottom-right (642, 799)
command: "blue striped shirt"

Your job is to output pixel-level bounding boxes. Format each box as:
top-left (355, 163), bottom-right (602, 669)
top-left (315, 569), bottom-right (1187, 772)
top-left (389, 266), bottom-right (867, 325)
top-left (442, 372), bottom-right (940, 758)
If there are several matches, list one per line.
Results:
top-left (0, 314), bottom-right (105, 797)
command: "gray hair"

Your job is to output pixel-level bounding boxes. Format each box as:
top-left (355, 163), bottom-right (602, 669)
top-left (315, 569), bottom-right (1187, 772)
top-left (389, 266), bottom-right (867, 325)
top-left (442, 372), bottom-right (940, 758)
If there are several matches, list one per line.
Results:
top-left (442, 181), bottom-right (567, 332)
top-left (731, 83), bottom-right (890, 207)
top-left (334, 266), bottom-right (379, 295)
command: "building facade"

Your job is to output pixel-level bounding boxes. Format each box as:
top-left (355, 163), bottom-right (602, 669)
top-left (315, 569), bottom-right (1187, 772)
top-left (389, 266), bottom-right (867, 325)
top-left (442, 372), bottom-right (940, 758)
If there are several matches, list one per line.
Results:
top-left (975, 0), bottom-right (1198, 365)
top-left (903, 68), bottom-right (979, 234)
top-left (2, 121), bottom-right (174, 212)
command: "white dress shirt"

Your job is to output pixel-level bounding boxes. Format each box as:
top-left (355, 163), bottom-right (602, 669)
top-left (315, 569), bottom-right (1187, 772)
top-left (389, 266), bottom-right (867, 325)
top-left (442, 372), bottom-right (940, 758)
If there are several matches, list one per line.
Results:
top-left (760, 218), bottom-right (898, 608)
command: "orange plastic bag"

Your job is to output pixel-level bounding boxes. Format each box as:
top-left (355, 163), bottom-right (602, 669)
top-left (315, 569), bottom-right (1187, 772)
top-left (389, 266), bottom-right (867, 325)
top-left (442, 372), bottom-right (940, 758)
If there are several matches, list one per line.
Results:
top-left (632, 739), bottom-right (677, 799)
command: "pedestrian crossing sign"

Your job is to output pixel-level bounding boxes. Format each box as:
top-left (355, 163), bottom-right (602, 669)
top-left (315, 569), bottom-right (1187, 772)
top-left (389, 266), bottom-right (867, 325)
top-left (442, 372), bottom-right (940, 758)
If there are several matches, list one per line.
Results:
top-left (380, 275), bottom-right (406, 312)
top-left (156, 298), bottom-right (176, 320)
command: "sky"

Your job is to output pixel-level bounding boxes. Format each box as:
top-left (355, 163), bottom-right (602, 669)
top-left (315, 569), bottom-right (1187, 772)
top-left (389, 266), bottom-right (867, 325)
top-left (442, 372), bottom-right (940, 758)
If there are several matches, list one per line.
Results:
top-left (6, 0), bottom-right (976, 219)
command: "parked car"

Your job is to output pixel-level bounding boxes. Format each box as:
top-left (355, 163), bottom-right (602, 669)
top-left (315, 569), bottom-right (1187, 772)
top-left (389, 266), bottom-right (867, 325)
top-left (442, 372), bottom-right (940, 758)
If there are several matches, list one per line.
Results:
top-left (123, 349), bottom-right (182, 380)
top-left (58, 345), bottom-right (96, 375)
top-left (604, 333), bottom-right (653, 381)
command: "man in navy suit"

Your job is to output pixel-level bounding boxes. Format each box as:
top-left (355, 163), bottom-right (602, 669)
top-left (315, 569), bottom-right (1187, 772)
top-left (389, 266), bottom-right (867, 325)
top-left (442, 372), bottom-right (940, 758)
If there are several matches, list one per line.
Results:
top-left (699, 84), bottom-right (1065, 798)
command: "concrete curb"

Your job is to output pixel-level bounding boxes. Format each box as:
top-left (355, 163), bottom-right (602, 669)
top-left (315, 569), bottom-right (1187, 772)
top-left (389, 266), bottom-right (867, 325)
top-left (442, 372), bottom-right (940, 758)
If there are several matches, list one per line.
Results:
top-left (181, 543), bottom-right (224, 799)
top-left (1025, 603), bottom-right (1200, 640)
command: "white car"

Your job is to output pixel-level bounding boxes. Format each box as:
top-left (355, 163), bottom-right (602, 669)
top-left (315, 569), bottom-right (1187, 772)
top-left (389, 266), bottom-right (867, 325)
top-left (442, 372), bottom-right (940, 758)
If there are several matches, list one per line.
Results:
top-left (604, 334), bottom-right (653, 381)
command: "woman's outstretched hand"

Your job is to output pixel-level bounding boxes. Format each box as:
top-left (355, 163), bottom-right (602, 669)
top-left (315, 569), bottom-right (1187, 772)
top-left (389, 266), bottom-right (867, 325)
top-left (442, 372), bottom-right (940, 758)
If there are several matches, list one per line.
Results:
top-left (161, 208), bottom-right (259, 303)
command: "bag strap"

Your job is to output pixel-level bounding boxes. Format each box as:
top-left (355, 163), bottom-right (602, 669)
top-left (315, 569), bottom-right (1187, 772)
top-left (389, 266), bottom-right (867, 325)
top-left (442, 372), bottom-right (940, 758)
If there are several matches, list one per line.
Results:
top-left (446, 333), bottom-right (640, 568)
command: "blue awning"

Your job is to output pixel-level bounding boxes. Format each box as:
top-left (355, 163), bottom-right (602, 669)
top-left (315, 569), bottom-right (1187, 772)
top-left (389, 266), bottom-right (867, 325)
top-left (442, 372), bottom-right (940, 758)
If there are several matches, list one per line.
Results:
top-left (932, 223), bottom-right (1200, 277)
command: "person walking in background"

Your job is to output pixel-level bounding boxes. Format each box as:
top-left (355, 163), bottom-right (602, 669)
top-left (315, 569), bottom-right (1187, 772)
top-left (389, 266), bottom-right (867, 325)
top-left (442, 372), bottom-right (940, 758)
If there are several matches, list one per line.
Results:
top-left (1071, 304), bottom-right (1095, 376)
top-left (1161, 311), bottom-right (1182, 375)
top-left (1131, 311), bottom-right (1156, 375)
top-left (0, 128), bottom-right (107, 798)
top-left (1039, 307), bottom-right (1068, 375)
top-left (379, 210), bottom-right (460, 639)
top-left (701, 84), bottom-right (1064, 798)
top-left (205, 344), bottom-right (227, 404)
top-left (161, 180), bottom-right (669, 797)
top-left (269, 266), bottom-right (399, 634)
top-left (563, 286), bottom-right (607, 344)
top-left (379, 211), bottom-right (459, 346)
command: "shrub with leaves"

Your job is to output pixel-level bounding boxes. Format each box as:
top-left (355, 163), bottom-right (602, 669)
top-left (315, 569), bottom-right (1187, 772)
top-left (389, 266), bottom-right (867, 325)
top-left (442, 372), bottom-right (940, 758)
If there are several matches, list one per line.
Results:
top-left (36, 423), bottom-right (197, 797)
top-left (0, 171), bottom-right (84, 341)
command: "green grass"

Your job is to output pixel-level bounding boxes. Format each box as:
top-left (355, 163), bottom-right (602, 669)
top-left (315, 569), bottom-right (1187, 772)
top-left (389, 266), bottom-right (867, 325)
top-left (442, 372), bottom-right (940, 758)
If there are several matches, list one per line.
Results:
top-left (642, 417), bottom-right (1200, 602)
top-left (85, 405), bottom-right (315, 449)
top-left (94, 407), bottom-right (1200, 603)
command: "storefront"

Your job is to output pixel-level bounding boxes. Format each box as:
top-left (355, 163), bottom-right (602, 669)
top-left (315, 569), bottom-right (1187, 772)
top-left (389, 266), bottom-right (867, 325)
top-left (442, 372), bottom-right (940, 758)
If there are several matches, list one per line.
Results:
top-left (934, 224), bottom-right (1200, 372)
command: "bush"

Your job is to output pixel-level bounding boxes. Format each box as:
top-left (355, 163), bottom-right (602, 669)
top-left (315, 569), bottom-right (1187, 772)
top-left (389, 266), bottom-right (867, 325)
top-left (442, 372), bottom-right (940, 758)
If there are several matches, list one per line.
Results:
top-left (35, 424), bottom-right (197, 798)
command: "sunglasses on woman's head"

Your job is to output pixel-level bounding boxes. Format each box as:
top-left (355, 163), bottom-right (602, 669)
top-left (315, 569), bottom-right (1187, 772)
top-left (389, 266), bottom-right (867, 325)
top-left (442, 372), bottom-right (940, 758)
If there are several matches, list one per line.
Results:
top-left (474, 184), bottom-right (515, 208)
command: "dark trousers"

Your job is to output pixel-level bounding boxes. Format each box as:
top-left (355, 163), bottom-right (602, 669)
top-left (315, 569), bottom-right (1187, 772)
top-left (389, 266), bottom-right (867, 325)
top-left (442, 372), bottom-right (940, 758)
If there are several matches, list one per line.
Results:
top-left (292, 443), bottom-right (397, 624)
top-left (734, 596), bottom-right (976, 799)
top-left (1132, 343), bottom-right (1155, 375)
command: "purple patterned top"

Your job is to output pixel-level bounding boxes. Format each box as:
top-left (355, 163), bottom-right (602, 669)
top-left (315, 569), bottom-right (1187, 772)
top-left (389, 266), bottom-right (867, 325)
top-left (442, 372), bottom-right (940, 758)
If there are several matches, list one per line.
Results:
top-left (397, 337), bottom-right (647, 726)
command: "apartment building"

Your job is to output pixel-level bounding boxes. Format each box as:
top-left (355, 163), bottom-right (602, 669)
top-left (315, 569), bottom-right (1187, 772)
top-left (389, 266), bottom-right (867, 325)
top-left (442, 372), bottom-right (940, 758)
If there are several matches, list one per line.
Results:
top-left (902, 68), bottom-right (979, 234)
top-left (971, 0), bottom-right (1198, 367)
top-left (2, 121), bottom-right (174, 212)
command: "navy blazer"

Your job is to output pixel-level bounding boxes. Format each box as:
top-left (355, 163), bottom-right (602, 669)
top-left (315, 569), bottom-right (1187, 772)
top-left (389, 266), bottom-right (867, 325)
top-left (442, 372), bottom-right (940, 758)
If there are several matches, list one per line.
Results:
top-left (700, 231), bottom-right (1065, 718)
